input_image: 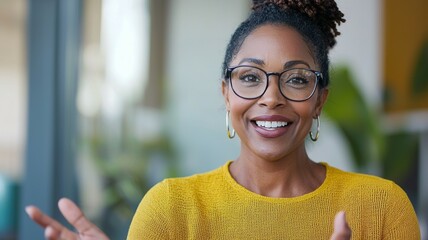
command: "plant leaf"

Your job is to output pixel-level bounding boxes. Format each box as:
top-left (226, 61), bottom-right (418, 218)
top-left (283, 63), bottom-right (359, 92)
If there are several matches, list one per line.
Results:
top-left (411, 39), bottom-right (428, 95)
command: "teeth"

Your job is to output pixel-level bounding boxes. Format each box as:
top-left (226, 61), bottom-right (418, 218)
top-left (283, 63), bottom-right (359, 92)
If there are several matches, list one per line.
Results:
top-left (255, 121), bottom-right (288, 128)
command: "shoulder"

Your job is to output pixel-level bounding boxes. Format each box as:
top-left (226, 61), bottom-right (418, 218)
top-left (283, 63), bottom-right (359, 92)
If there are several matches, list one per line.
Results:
top-left (326, 164), bottom-right (399, 193)
top-left (146, 162), bottom-right (227, 199)
top-left (166, 163), bottom-right (226, 185)
top-left (325, 165), bottom-right (420, 238)
top-left (128, 163), bottom-right (228, 238)
top-left (324, 164), bottom-right (413, 207)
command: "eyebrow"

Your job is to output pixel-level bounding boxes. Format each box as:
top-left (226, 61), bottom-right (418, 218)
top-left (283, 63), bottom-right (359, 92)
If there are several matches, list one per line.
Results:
top-left (283, 60), bottom-right (310, 69)
top-left (238, 58), bottom-right (265, 66)
top-left (237, 58), bottom-right (311, 69)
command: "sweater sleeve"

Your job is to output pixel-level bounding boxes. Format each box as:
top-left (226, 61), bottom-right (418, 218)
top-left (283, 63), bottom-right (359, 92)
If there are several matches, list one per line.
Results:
top-left (383, 182), bottom-right (420, 240)
top-left (127, 180), bottom-right (171, 240)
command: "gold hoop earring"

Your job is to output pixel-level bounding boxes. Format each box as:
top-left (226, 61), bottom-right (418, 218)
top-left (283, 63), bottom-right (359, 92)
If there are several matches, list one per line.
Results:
top-left (226, 111), bottom-right (235, 139)
top-left (309, 116), bottom-right (320, 142)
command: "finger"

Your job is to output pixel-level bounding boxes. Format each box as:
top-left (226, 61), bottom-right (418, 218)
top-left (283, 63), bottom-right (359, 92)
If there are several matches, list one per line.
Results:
top-left (45, 225), bottom-right (79, 240)
top-left (26, 206), bottom-right (78, 240)
top-left (58, 198), bottom-right (93, 233)
top-left (45, 226), bottom-right (60, 240)
top-left (26, 206), bottom-right (63, 229)
top-left (58, 198), bottom-right (108, 238)
top-left (331, 211), bottom-right (351, 240)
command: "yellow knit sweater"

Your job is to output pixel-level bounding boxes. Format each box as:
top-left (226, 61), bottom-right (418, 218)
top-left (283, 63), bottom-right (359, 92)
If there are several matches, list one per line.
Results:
top-left (127, 162), bottom-right (420, 239)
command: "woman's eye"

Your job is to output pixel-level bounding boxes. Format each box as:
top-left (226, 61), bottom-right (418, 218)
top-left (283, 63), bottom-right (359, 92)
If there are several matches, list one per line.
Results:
top-left (286, 77), bottom-right (309, 88)
top-left (288, 77), bottom-right (307, 84)
top-left (240, 74), bottom-right (260, 83)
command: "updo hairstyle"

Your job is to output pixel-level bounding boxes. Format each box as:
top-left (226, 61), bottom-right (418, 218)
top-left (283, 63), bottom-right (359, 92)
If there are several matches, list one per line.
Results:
top-left (222, 0), bottom-right (345, 89)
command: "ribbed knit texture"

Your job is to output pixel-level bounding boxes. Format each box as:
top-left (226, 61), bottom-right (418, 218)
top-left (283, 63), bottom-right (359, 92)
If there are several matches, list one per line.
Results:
top-left (127, 161), bottom-right (420, 239)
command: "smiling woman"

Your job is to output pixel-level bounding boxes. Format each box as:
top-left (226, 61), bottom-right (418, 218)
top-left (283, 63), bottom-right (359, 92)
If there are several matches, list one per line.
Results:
top-left (25, 0), bottom-right (420, 239)
top-left (223, 25), bottom-right (327, 162)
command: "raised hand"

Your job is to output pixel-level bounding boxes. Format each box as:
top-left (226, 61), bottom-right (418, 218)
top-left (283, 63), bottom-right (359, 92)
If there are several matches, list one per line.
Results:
top-left (330, 211), bottom-right (352, 240)
top-left (26, 198), bottom-right (109, 240)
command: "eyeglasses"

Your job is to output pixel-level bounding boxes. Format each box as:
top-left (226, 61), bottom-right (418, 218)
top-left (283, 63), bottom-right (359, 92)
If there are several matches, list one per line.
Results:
top-left (225, 65), bottom-right (322, 102)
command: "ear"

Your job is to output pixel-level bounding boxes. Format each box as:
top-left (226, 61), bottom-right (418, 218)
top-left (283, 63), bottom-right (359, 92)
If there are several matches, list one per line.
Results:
top-left (314, 88), bottom-right (329, 118)
top-left (222, 80), bottom-right (231, 111)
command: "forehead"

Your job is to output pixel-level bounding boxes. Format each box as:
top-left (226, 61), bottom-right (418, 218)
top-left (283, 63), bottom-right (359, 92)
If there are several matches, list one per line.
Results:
top-left (233, 24), bottom-right (316, 68)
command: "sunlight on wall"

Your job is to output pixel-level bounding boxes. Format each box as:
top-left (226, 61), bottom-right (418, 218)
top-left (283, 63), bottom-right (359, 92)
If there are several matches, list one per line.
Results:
top-left (0, 1), bottom-right (27, 180)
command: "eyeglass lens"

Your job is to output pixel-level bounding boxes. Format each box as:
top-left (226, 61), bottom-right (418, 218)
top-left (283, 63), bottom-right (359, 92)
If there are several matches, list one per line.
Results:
top-left (229, 66), bottom-right (317, 101)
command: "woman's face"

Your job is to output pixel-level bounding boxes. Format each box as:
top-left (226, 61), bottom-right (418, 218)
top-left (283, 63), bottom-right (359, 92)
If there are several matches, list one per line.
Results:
top-left (222, 24), bottom-right (328, 162)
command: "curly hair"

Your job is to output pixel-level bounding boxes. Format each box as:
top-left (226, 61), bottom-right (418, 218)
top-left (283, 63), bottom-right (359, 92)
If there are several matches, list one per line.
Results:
top-left (222, 0), bottom-right (345, 89)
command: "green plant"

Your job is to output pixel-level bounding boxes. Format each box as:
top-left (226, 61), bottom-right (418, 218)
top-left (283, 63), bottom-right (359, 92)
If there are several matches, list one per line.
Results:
top-left (324, 65), bottom-right (419, 181)
top-left (324, 66), bottom-right (384, 170)
top-left (81, 112), bottom-right (178, 239)
top-left (411, 39), bottom-right (428, 96)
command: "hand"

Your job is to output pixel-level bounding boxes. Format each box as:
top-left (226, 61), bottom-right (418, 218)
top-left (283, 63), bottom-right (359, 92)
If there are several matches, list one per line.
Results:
top-left (330, 211), bottom-right (352, 240)
top-left (26, 198), bottom-right (109, 240)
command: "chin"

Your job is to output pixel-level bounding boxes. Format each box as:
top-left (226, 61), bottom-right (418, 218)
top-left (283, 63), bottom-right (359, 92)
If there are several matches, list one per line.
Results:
top-left (252, 146), bottom-right (290, 162)
top-left (247, 139), bottom-right (304, 162)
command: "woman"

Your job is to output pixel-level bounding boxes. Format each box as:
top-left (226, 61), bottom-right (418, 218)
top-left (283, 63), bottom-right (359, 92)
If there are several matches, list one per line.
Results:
top-left (26, 0), bottom-right (420, 239)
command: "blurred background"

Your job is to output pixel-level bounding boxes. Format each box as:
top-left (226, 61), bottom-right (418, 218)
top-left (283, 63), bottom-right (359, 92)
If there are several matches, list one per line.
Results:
top-left (0, 0), bottom-right (427, 239)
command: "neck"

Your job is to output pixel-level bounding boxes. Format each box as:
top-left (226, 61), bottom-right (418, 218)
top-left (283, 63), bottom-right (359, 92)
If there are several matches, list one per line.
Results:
top-left (229, 147), bottom-right (325, 198)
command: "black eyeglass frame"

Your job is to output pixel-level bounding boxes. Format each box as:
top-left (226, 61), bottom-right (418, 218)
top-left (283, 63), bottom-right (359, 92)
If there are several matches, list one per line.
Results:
top-left (225, 65), bottom-right (323, 102)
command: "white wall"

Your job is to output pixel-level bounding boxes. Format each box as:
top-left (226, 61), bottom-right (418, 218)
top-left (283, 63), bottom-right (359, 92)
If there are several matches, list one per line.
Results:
top-left (331, 0), bottom-right (383, 107)
top-left (165, 0), bottom-right (249, 175)
top-left (0, 1), bottom-right (27, 179)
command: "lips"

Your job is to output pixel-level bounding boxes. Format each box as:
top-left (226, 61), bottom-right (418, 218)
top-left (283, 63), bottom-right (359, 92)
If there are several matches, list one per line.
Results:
top-left (251, 115), bottom-right (293, 138)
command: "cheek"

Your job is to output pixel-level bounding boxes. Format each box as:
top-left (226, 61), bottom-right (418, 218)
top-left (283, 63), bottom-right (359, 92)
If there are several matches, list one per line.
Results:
top-left (291, 100), bottom-right (318, 130)
top-left (228, 93), bottom-right (249, 111)
top-left (294, 103), bottom-right (316, 118)
top-left (228, 95), bottom-right (255, 126)
top-left (295, 92), bottom-right (321, 117)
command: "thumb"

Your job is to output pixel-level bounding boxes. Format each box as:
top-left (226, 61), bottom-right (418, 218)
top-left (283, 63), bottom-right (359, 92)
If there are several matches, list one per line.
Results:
top-left (330, 211), bottom-right (351, 240)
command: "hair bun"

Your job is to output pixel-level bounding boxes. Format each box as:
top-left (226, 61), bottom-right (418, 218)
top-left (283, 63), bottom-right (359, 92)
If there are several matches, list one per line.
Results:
top-left (251, 0), bottom-right (345, 48)
top-left (252, 0), bottom-right (266, 5)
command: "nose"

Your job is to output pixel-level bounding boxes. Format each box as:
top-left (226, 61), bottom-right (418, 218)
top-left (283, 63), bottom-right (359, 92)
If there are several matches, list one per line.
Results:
top-left (258, 75), bottom-right (287, 109)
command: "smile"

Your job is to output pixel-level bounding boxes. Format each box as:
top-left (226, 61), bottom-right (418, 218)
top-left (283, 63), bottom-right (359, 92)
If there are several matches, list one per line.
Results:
top-left (251, 115), bottom-right (292, 138)
top-left (255, 121), bottom-right (289, 129)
